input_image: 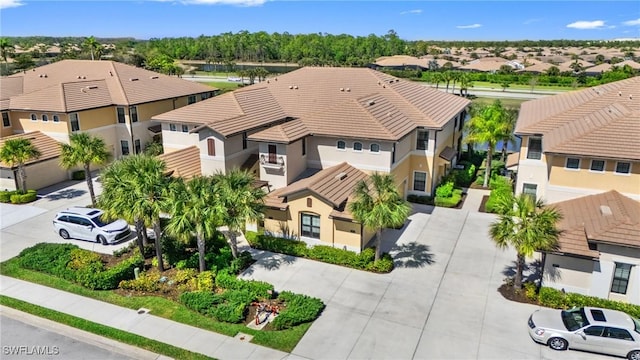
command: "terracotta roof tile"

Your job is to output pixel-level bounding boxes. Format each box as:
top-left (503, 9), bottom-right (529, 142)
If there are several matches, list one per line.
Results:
top-left (157, 146), bottom-right (201, 180)
top-left (0, 131), bottom-right (61, 168)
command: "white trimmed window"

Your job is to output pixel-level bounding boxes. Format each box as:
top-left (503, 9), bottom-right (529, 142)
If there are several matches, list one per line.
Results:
top-left (30, 113), bottom-right (37, 122)
top-left (337, 140), bottom-right (346, 150)
top-left (416, 130), bottom-right (429, 150)
top-left (129, 106), bottom-right (138, 123)
top-left (565, 158), bottom-right (580, 170)
top-left (1, 112), bottom-right (10, 127)
top-left (52, 114), bottom-right (60, 123)
top-left (120, 140), bottom-right (130, 156)
top-left (523, 183), bottom-right (537, 199)
top-left (527, 137), bottom-right (542, 160)
top-left (370, 143), bottom-right (380, 153)
top-left (611, 263), bottom-right (632, 294)
top-left (69, 113), bottom-right (80, 132)
top-left (117, 107), bottom-right (126, 123)
top-left (590, 159), bottom-right (605, 172)
top-left (353, 142), bottom-right (363, 152)
top-left (181, 124), bottom-right (189, 133)
top-left (169, 124), bottom-right (177, 132)
top-left (134, 139), bottom-right (141, 154)
top-left (42, 114), bottom-right (48, 122)
top-left (615, 162), bottom-right (631, 175)
top-left (413, 172), bottom-right (427, 192)
top-left (301, 213), bottom-right (320, 239)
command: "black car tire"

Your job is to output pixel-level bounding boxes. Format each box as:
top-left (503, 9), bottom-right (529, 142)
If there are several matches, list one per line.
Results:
top-left (97, 235), bottom-right (108, 245)
top-left (59, 229), bottom-right (70, 239)
top-left (548, 337), bottom-right (568, 351)
top-left (628, 350), bottom-right (640, 360)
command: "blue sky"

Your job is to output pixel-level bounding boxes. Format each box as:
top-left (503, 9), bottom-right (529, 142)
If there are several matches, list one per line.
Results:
top-left (1, 1), bottom-right (639, 41)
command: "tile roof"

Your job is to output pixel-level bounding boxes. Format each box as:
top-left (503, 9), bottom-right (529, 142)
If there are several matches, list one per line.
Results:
top-left (2, 60), bottom-right (215, 112)
top-left (552, 190), bottom-right (640, 258)
top-left (157, 146), bottom-right (201, 180)
top-left (154, 67), bottom-right (470, 142)
top-left (265, 162), bottom-right (368, 217)
top-left (0, 131), bottom-right (61, 168)
top-left (515, 77), bottom-right (640, 160)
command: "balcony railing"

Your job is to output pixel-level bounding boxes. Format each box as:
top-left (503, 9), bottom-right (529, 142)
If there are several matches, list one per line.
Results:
top-left (260, 154), bottom-right (284, 169)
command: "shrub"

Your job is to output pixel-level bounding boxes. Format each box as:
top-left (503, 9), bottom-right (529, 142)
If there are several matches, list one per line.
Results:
top-left (0, 190), bottom-right (16, 203)
top-left (407, 194), bottom-right (433, 205)
top-left (523, 282), bottom-right (538, 301)
top-left (78, 253), bottom-right (144, 290)
top-left (537, 287), bottom-right (640, 318)
top-left (72, 170), bottom-right (85, 180)
top-left (10, 190), bottom-right (37, 204)
top-left (67, 248), bottom-right (104, 272)
top-left (538, 287), bottom-right (568, 309)
top-left (196, 271), bottom-right (215, 292)
top-left (119, 272), bottom-right (161, 292)
top-left (215, 270), bottom-right (274, 299)
top-left (435, 181), bottom-right (454, 198)
top-left (208, 289), bottom-right (254, 323)
top-left (365, 254), bottom-right (395, 273)
top-left (271, 291), bottom-right (325, 330)
top-left (18, 243), bottom-right (77, 280)
top-left (180, 291), bottom-right (218, 313)
top-left (307, 245), bottom-right (359, 266)
top-left (435, 189), bottom-right (462, 208)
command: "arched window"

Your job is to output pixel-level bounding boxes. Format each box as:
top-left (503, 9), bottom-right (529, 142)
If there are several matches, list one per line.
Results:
top-left (353, 142), bottom-right (363, 152)
top-left (30, 114), bottom-right (37, 121)
top-left (336, 140), bottom-right (346, 150)
top-left (370, 143), bottom-right (380, 153)
top-left (53, 115), bottom-right (60, 122)
top-left (42, 114), bottom-right (49, 122)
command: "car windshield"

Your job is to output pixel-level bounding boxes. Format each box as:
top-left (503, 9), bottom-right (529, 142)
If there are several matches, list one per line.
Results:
top-left (561, 308), bottom-right (590, 331)
top-left (633, 317), bottom-right (640, 335)
top-left (91, 215), bottom-right (115, 227)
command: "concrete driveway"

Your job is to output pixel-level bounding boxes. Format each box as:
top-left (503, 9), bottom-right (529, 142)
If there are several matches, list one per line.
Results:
top-left (241, 204), bottom-right (609, 360)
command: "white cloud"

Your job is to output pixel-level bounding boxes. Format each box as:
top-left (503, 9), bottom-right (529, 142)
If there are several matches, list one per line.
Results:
top-left (400, 9), bottom-right (422, 15)
top-left (623, 18), bottom-right (640, 26)
top-left (566, 20), bottom-right (605, 29)
top-left (456, 24), bottom-right (482, 29)
top-left (0, 0), bottom-right (25, 9)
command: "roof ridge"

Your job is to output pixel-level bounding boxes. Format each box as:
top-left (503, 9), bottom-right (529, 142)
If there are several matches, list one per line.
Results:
top-left (109, 61), bottom-right (130, 105)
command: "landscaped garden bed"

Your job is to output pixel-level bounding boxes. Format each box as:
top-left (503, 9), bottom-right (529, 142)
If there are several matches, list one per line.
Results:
top-left (0, 240), bottom-right (324, 352)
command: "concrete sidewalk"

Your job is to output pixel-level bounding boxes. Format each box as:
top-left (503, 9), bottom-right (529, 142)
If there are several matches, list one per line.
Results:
top-left (0, 276), bottom-right (288, 360)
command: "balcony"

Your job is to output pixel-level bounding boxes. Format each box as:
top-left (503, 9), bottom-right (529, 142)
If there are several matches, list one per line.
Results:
top-left (260, 154), bottom-right (284, 169)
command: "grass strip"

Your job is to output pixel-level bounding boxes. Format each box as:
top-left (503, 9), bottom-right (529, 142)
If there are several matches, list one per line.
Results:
top-left (0, 258), bottom-right (308, 352)
top-left (0, 295), bottom-right (214, 360)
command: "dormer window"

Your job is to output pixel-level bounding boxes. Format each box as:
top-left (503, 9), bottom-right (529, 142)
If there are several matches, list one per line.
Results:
top-left (337, 140), bottom-right (346, 150)
top-left (527, 136), bottom-right (542, 160)
top-left (353, 142), bottom-right (363, 152)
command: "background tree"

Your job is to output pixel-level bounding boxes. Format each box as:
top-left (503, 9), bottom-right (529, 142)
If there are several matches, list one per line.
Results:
top-left (349, 173), bottom-right (410, 262)
top-left (213, 169), bottom-right (265, 258)
top-left (60, 133), bottom-right (109, 207)
top-left (166, 176), bottom-right (220, 272)
top-left (0, 38), bottom-right (15, 75)
top-left (83, 36), bottom-right (101, 61)
top-left (13, 53), bottom-right (35, 71)
top-left (490, 193), bottom-right (562, 289)
top-left (0, 138), bottom-right (41, 193)
top-left (528, 76), bottom-right (538, 93)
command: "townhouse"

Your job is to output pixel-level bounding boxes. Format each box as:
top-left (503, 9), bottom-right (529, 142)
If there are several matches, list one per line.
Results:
top-left (513, 76), bottom-right (640, 203)
top-left (152, 67), bottom-right (470, 251)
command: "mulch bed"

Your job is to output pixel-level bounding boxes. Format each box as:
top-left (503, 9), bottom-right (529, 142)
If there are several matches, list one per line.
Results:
top-left (453, 193), bottom-right (467, 209)
top-left (478, 195), bottom-right (490, 213)
top-left (498, 283), bottom-right (539, 305)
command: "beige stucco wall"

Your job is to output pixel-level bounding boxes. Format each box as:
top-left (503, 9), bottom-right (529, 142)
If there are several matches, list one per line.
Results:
top-left (258, 142), bottom-right (287, 189)
top-left (1, 112), bottom-right (14, 138)
top-left (11, 110), bottom-right (71, 138)
top-left (543, 254), bottom-right (594, 295)
top-left (307, 136), bottom-right (393, 172)
top-left (1, 158), bottom-right (69, 191)
top-left (515, 135), bottom-right (551, 200)
top-left (285, 139), bottom-right (307, 185)
top-left (598, 245), bottom-right (640, 304)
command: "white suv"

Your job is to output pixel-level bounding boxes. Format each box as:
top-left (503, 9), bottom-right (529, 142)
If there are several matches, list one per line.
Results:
top-left (53, 207), bottom-right (131, 245)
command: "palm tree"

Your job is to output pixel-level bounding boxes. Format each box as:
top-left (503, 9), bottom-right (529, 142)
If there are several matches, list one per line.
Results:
top-left (99, 155), bottom-right (170, 271)
top-left (0, 38), bottom-right (14, 74)
top-left (499, 107), bottom-right (519, 163)
top-left (349, 173), bottom-right (410, 262)
top-left (83, 36), bottom-right (101, 61)
top-left (0, 138), bottom-right (41, 193)
top-left (458, 72), bottom-right (473, 97)
top-left (165, 176), bottom-right (220, 272)
top-left (464, 100), bottom-right (512, 188)
top-left (490, 193), bottom-right (562, 289)
top-left (431, 72), bottom-right (444, 89)
top-left (60, 133), bottom-right (109, 207)
top-left (213, 169), bottom-right (265, 258)
top-left (450, 71), bottom-right (461, 95)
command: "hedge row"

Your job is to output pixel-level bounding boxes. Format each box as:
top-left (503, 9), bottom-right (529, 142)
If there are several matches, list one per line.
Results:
top-left (537, 287), bottom-right (640, 319)
top-left (215, 269), bottom-right (274, 299)
top-left (0, 190), bottom-right (37, 204)
top-left (245, 232), bottom-right (394, 273)
top-left (271, 291), bottom-right (325, 330)
top-left (484, 176), bottom-right (513, 214)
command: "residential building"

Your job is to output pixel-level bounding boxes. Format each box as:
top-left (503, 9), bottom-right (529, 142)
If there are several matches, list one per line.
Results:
top-left (0, 60), bottom-right (216, 160)
top-left (152, 67), bottom-right (470, 251)
top-left (513, 76), bottom-right (640, 203)
top-left (543, 190), bottom-right (640, 305)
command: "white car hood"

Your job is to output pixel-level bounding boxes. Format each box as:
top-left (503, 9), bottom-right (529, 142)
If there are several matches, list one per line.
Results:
top-left (101, 219), bottom-right (129, 232)
top-left (532, 309), bottom-right (567, 330)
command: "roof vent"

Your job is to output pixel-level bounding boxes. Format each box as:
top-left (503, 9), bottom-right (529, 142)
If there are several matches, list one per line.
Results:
top-left (630, 94), bottom-right (633, 100)
top-left (44, 74), bottom-right (47, 78)
top-left (77, 75), bottom-right (82, 79)
top-left (600, 205), bottom-right (612, 216)
top-left (82, 76), bottom-right (86, 79)
top-left (150, 76), bottom-right (159, 79)
top-left (618, 91), bottom-right (622, 96)
top-left (294, 85), bottom-right (298, 89)
top-left (130, 78), bottom-right (139, 81)
top-left (289, 85), bottom-right (293, 89)
top-left (87, 85), bottom-right (98, 89)
top-left (335, 172), bottom-right (347, 180)
top-left (345, 88), bottom-right (350, 92)
top-left (340, 87), bottom-right (344, 92)
top-left (367, 100), bottom-right (375, 106)
top-left (80, 88), bottom-right (87, 93)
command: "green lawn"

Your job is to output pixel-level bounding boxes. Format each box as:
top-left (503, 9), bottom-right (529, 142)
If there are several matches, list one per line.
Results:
top-left (0, 258), bottom-right (309, 353)
top-left (0, 295), bottom-right (215, 360)
top-left (471, 97), bottom-right (528, 109)
top-left (463, 81), bottom-right (576, 92)
top-left (206, 81), bottom-right (242, 93)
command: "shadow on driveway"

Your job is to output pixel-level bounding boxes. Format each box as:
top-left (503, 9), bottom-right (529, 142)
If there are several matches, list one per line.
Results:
top-left (242, 251), bottom-right (298, 275)
top-left (42, 189), bottom-right (87, 201)
top-left (390, 241), bottom-right (435, 268)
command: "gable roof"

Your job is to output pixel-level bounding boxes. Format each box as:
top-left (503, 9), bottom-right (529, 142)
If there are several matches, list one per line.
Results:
top-left (0, 131), bottom-right (61, 168)
top-left (265, 162), bottom-right (368, 217)
top-left (153, 67), bottom-right (470, 142)
top-left (515, 77), bottom-right (640, 160)
top-left (552, 190), bottom-right (640, 258)
top-left (2, 60), bottom-right (215, 112)
top-left (157, 146), bottom-right (201, 180)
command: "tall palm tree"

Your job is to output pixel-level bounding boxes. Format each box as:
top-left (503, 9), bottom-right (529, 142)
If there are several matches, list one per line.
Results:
top-left (431, 72), bottom-right (443, 89)
top-left (499, 107), bottom-right (519, 163)
top-left (0, 138), bottom-right (41, 193)
top-left (165, 176), bottom-right (220, 272)
top-left (213, 169), bottom-right (265, 258)
top-left (0, 38), bottom-right (14, 74)
top-left (464, 100), bottom-right (512, 188)
top-left (83, 36), bottom-right (101, 61)
top-left (458, 72), bottom-right (473, 97)
top-left (450, 71), bottom-right (462, 95)
top-left (349, 173), bottom-right (410, 262)
top-left (490, 193), bottom-right (562, 289)
top-left (99, 155), bottom-right (170, 271)
top-left (60, 133), bottom-right (110, 207)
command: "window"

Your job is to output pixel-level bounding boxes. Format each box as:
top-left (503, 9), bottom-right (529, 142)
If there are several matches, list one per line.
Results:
top-left (565, 158), bottom-right (580, 170)
top-left (188, 95), bottom-right (196, 104)
top-left (42, 114), bottom-right (48, 122)
top-left (207, 138), bottom-right (215, 156)
top-left (590, 159), bottom-right (605, 172)
top-left (583, 326), bottom-right (605, 337)
top-left (30, 113), bottom-right (37, 121)
top-left (459, 110), bottom-right (466, 131)
top-left (129, 106), bottom-right (138, 123)
top-left (302, 138), bottom-right (306, 156)
top-left (301, 213), bottom-right (320, 239)
top-left (1, 112), bottom-right (9, 127)
top-left (120, 140), bottom-right (130, 156)
top-left (69, 113), bottom-right (80, 132)
top-left (306, 198), bottom-right (312, 207)
top-left (605, 328), bottom-right (633, 341)
top-left (200, 93), bottom-right (210, 101)
top-left (268, 144), bottom-right (277, 164)
top-left (242, 132), bottom-right (248, 149)
top-left (527, 137), bottom-right (542, 160)
top-left (336, 140), bottom-right (346, 150)
top-left (169, 124), bottom-right (177, 132)
top-left (392, 143), bottom-right (396, 164)
top-left (117, 107), bottom-right (126, 123)
top-left (353, 142), bottom-right (363, 152)
top-left (134, 139), bottom-right (141, 154)
top-left (416, 130), bottom-right (429, 150)
top-left (615, 162), bottom-right (631, 175)
top-left (52, 114), bottom-right (59, 123)
top-left (413, 172), bottom-right (427, 192)
top-left (522, 183), bottom-right (537, 199)
top-left (181, 124), bottom-right (189, 133)
top-left (370, 143), bottom-right (380, 153)
top-left (611, 263), bottom-right (632, 294)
